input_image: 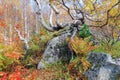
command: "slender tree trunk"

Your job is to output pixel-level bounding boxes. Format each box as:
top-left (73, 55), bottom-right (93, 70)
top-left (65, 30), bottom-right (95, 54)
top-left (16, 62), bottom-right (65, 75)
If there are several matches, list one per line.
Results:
top-left (9, 24), bottom-right (12, 44)
top-left (36, 14), bottom-right (39, 34)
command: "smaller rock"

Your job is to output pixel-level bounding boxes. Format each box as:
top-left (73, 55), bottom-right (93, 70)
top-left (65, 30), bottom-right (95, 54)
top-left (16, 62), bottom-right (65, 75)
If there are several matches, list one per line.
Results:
top-left (86, 52), bottom-right (120, 80)
top-left (87, 52), bottom-right (113, 66)
top-left (115, 58), bottom-right (120, 65)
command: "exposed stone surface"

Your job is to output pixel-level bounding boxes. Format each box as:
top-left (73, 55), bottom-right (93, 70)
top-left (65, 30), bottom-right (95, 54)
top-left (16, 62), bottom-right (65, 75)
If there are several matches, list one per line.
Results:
top-left (85, 52), bottom-right (120, 80)
top-left (37, 32), bottom-right (73, 69)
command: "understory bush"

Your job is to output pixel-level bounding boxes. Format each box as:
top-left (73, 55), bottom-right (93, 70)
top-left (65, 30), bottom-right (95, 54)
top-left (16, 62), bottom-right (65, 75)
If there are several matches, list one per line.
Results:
top-left (0, 43), bottom-right (23, 71)
top-left (68, 36), bottom-right (97, 73)
top-left (94, 40), bottom-right (120, 58)
top-left (0, 43), bottom-right (39, 80)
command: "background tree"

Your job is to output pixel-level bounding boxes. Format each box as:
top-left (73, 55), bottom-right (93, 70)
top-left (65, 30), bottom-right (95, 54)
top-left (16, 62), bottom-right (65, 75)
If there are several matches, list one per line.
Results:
top-left (0, 0), bottom-right (41, 49)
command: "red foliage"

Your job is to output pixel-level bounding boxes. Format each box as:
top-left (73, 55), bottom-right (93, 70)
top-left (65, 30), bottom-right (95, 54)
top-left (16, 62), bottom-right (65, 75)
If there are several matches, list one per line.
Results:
top-left (0, 19), bottom-right (7, 27)
top-left (0, 66), bottom-right (39, 80)
top-left (15, 23), bottom-right (22, 29)
top-left (0, 34), bottom-right (4, 43)
top-left (0, 6), bottom-right (4, 16)
top-left (4, 52), bottom-right (22, 60)
top-left (0, 72), bottom-right (8, 80)
top-left (9, 67), bottom-right (22, 80)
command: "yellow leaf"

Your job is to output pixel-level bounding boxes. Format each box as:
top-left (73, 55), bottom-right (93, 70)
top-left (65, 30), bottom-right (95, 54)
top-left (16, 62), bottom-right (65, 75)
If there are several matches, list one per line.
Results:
top-left (109, 7), bottom-right (119, 17)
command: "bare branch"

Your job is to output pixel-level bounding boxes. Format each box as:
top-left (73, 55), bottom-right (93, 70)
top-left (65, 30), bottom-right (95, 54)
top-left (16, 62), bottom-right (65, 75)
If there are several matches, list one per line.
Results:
top-left (14, 27), bottom-right (29, 50)
top-left (49, 3), bottom-right (59, 14)
top-left (50, 3), bottom-right (70, 29)
top-left (71, 27), bottom-right (77, 40)
top-left (61, 0), bottom-right (75, 20)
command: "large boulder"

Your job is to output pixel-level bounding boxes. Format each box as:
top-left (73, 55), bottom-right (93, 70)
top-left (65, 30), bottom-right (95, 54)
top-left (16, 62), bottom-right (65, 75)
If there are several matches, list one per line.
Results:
top-left (37, 33), bottom-right (73, 69)
top-left (85, 52), bottom-right (120, 80)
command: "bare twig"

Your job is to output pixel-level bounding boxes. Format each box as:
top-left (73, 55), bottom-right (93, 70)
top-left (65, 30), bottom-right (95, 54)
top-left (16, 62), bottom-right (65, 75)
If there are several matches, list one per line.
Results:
top-left (14, 27), bottom-right (29, 50)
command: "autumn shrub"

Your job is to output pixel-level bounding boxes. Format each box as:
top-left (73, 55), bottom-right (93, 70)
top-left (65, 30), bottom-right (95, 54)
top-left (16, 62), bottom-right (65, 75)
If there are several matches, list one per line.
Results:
top-left (0, 43), bottom-right (38, 79)
top-left (66, 36), bottom-right (98, 79)
top-left (69, 36), bottom-right (98, 57)
top-left (0, 65), bottom-right (39, 80)
top-left (94, 40), bottom-right (120, 58)
top-left (0, 43), bottom-right (23, 71)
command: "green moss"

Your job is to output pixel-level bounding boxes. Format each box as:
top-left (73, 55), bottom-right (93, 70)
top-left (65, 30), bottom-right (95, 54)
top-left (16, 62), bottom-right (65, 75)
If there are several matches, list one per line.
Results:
top-left (94, 41), bottom-right (120, 58)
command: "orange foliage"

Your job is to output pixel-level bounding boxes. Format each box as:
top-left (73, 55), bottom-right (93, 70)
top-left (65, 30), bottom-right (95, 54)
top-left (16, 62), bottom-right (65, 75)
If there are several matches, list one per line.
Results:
top-left (0, 34), bottom-right (4, 43)
top-left (22, 70), bottom-right (39, 80)
top-left (0, 19), bottom-right (7, 27)
top-left (69, 36), bottom-right (98, 55)
top-left (15, 23), bottom-right (23, 29)
top-left (0, 4), bottom-right (7, 27)
top-left (0, 66), bottom-right (39, 80)
top-left (81, 58), bottom-right (91, 71)
top-left (4, 52), bottom-right (22, 60)
top-left (0, 5), bottom-right (5, 16)
top-left (65, 36), bottom-right (97, 79)
top-left (9, 71), bottom-right (21, 80)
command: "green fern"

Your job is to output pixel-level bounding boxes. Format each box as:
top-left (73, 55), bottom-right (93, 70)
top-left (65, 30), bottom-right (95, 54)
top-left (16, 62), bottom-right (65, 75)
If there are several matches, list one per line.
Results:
top-left (79, 24), bottom-right (91, 38)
